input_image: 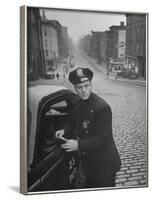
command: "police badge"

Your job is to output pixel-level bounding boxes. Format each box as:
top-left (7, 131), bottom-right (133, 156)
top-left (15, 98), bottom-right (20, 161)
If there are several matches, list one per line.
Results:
top-left (82, 119), bottom-right (90, 129)
top-left (77, 68), bottom-right (83, 77)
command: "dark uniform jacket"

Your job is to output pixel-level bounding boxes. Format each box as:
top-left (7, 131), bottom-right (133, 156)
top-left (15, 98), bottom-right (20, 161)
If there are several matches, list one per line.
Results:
top-left (73, 92), bottom-right (121, 187)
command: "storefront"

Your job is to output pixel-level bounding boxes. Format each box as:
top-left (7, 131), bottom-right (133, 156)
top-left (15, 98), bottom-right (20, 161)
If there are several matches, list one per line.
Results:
top-left (109, 58), bottom-right (124, 76)
top-left (124, 55), bottom-right (139, 79)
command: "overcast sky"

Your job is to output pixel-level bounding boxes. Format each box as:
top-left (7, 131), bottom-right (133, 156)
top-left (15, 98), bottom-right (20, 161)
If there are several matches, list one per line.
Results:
top-left (40, 9), bottom-right (126, 43)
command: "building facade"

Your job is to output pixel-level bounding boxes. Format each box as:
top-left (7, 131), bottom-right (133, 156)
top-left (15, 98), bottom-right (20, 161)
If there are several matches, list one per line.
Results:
top-left (125, 14), bottom-right (146, 78)
top-left (61, 26), bottom-right (69, 58)
top-left (27, 7), bottom-right (45, 81)
top-left (80, 31), bottom-right (107, 65)
top-left (41, 11), bottom-right (70, 73)
top-left (41, 11), bottom-right (65, 72)
top-left (106, 22), bottom-right (126, 72)
top-left (99, 32), bottom-right (107, 65)
top-left (78, 34), bottom-right (91, 57)
top-left (91, 31), bottom-right (101, 59)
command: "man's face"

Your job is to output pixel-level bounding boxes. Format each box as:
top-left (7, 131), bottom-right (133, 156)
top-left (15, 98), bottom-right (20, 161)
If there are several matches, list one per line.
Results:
top-left (74, 80), bottom-right (92, 100)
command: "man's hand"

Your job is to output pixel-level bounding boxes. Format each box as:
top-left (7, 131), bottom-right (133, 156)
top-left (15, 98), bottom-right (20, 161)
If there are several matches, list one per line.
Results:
top-left (61, 139), bottom-right (78, 152)
top-left (55, 129), bottom-right (65, 139)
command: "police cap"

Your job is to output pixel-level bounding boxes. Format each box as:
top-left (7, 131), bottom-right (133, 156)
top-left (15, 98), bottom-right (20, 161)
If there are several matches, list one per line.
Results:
top-left (69, 67), bottom-right (93, 85)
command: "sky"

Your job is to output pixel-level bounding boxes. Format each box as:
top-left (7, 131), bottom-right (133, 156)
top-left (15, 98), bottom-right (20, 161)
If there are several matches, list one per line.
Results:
top-left (40, 8), bottom-right (126, 43)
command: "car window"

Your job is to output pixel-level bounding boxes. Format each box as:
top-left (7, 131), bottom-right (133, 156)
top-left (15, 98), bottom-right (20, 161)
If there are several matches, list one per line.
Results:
top-left (51, 100), bottom-right (67, 108)
top-left (45, 100), bottom-right (68, 116)
top-left (35, 94), bottom-right (79, 164)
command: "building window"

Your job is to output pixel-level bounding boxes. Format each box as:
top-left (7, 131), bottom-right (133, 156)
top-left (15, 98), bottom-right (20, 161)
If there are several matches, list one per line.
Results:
top-left (44, 28), bottom-right (47, 36)
top-left (45, 39), bottom-right (48, 48)
top-left (45, 49), bottom-right (49, 57)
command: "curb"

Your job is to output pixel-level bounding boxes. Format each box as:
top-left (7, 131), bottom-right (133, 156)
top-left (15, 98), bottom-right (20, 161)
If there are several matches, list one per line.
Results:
top-left (28, 78), bottom-right (67, 87)
top-left (82, 53), bottom-right (146, 88)
top-left (83, 53), bottom-right (103, 73)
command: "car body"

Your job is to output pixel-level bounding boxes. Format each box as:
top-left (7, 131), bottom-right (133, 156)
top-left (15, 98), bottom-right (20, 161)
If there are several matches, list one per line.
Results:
top-left (27, 85), bottom-right (80, 192)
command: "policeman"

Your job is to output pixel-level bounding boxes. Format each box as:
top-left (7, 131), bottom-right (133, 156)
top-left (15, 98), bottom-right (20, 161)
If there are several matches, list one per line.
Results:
top-left (56, 67), bottom-right (121, 188)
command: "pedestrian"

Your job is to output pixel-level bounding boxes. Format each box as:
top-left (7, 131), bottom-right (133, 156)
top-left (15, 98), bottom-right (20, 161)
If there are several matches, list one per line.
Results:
top-left (55, 67), bottom-right (121, 188)
top-left (106, 69), bottom-right (109, 79)
top-left (56, 72), bottom-right (59, 80)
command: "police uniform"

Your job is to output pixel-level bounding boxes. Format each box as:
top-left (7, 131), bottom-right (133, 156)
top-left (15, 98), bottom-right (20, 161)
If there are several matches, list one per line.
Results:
top-left (69, 68), bottom-right (121, 188)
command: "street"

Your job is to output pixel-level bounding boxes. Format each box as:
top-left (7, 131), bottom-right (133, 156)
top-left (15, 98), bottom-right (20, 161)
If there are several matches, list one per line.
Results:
top-left (63, 50), bottom-right (147, 187)
top-left (29, 49), bottom-right (147, 188)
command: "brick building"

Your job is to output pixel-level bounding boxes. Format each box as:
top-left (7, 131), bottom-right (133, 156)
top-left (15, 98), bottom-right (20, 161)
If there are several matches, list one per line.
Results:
top-left (27, 7), bottom-right (45, 81)
top-left (91, 31), bottom-right (101, 59)
top-left (106, 22), bottom-right (126, 72)
top-left (41, 11), bottom-right (62, 71)
top-left (80, 31), bottom-right (107, 65)
top-left (61, 26), bottom-right (69, 58)
top-left (99, 32), bottom-right (107, 65)
top-left (84, 35), bottom-right (92, 57)
top-left (125, 14), bottom-right (146, 78)
top-left (79, 34), bottom-right (91, 57)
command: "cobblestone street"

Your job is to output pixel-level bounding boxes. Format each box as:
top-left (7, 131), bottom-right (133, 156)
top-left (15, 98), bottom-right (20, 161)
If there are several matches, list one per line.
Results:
top-left (29, 50), bottom-right (147, 189)
top-left (94, 77), bottom-right (147, 188)
top-left (67, 50), bottom-right (147, 188)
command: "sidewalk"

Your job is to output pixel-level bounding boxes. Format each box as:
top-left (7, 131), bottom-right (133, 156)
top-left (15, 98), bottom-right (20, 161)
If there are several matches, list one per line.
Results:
top-left (28, 60), bottom-right (69, 87)
top-left (82, 51), bottom-right (106, 73)
top-left (28, 77), bottom-right (66, 87)
top-left (82, 52), bottom-right (146, 87)
top-left (106, 75), bottom-right (146, 87)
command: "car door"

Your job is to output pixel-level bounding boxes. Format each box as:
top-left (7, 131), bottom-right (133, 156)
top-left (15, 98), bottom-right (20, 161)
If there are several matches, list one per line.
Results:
top-left (28, 92), bottom-right (80, 192)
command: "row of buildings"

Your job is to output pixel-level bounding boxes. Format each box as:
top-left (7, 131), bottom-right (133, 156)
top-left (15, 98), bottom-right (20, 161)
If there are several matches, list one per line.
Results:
top-left (27, 8), bottom-right (71, 81)
top-left (79, 14), bottom-right (146, 79)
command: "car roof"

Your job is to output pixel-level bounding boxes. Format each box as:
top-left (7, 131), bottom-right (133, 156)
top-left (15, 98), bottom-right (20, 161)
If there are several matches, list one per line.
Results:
top-left (28, 85), bottom-right (67, 100)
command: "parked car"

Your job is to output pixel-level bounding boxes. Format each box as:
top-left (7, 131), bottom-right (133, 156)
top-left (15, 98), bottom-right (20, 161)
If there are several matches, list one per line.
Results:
top-left (28, 85), bottom-right (80, 192)
top-left (128, 69), bottom-right (138, 79)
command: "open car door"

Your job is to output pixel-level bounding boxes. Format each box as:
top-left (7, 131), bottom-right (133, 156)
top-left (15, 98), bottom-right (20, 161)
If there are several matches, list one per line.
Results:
top-left (28, 91), bottom-right (80, 192)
